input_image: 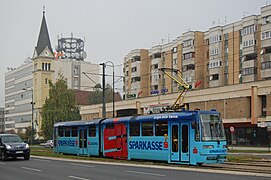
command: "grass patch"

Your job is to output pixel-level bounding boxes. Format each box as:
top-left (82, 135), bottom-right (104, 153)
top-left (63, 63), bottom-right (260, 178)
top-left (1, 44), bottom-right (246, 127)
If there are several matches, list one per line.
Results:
top-left (228, 149), bottom-right (271, 154)
top-left (226, 155), bottom-right (262, 162)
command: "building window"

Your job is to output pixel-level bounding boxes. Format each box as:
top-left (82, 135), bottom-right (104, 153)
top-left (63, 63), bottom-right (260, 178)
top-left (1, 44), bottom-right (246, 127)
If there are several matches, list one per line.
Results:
top-left (42, 63), bottom-right (45, 70)
top-left (173, 47), bottom-right (178, 53)
top-left (73, 66), bottom-right (79, 76)
top-left (131, 77), bottom-right (140, 83)
top-left (224, 74), bottom-right (229, 85)
top-left (183, 52), bottom-right (194, 59)
top-left (153, 53), bottom-right (161, 59)
top-left (243, 39), bottom-right (256, 48)
top-left (209, 35), bottom-right (222, 44)
top-left (209, 60), bottom-right (222, 69)
top-left (262, 16), bottom-right (271, 25)
top-left (173, 58), bottom-right (177, 65)
top-left (261, 31), bottom-right (271, 40)
top-left (210, 74), bottom-right (219, 81)
top-left (48, 63), bottom-right (51, 71)
top-left (241, 25), bottom-right (256, 36)
top-left (210, 48), bottom-right (219, 56)
top-left (262, 95), bottom-right (266, 117)
top-left (45, 78), bottom-right (48, 84)
top-left (183, 39), bottom-right (194, 47)
top-left (261, 61), bottom-right (271, 70)
top-left (153, 64), bottom-right (158, 69)
top-left (131, 67), bottom-right (137, 72)
top-left (242, 67), bottom-right (257, 76)
top-left (132, 56), bottom-right (140, 62)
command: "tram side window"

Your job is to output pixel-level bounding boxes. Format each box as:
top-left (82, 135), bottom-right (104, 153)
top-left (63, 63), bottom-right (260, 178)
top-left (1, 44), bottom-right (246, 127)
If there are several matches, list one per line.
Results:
top-left (89, 125), bottom-right (96, 137)
top-left (142, 122), bottom-right (154, 136)
top-left (130, 122), bottom-right (140, 136)
top-left (65, 127), bottom-right (71, 137)
top-left (58, 127), bottom-right (64, 137)
top-left (72, 127), bottom-right (78, 137)
top-left (195, 121), bottom-right (200, 141)
top-left (155, 121), bottom-right (168, 136)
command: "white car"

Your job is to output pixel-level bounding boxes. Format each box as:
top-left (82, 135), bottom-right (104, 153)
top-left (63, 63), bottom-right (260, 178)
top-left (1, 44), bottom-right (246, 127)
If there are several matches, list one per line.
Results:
top-left (44, 140), bottom-right (53, 148)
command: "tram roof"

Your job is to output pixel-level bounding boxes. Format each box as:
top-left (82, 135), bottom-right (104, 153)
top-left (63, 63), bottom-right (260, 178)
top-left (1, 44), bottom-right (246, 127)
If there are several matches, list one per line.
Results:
top-left (102, 111), bottom-right (198, 124)
top-left (54, 119), bottom-right (101, 127)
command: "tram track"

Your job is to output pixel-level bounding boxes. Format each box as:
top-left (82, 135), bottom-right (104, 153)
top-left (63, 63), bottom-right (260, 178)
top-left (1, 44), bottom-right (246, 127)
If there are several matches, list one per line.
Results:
top-left (202, 160), bottom-right (271, 175)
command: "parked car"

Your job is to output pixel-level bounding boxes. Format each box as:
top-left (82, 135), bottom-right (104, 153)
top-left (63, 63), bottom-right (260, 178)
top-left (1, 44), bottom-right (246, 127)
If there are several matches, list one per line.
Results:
top-left (44, 140), bottom-right (53, 148)
top-left (0, 134), bottom-right (30, 160)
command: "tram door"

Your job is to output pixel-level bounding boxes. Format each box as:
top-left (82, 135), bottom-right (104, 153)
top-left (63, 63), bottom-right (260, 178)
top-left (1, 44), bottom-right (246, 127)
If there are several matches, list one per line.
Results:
top-left (78, 127), bottom-right (88, 155)
top-left (180, 123), bottom-right (189, 162)
top-left (171, 123), bottom-right (179, 161)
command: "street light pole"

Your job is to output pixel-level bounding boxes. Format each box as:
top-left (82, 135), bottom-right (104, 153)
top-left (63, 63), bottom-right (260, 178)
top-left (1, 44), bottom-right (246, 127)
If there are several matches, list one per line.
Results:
top-left (106, 61), bottom-right (115, 117)
top-left (100, 63), bottom-right (106, 118)
top-left (23, 88), bottom-right (34, 145)
top-left (31, 90), bottom-right (34, 145)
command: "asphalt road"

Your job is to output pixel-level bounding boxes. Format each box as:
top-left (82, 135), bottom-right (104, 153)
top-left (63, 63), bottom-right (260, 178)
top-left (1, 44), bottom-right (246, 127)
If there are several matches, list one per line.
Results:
top-left (0, 157), bottom-right (270, 180)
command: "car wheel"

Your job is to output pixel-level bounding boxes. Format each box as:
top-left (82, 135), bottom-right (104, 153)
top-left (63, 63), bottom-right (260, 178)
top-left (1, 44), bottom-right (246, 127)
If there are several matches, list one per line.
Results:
top-left (0, 151), bottom-right (7, 161)
top-left (24, 155), bottom-right (30, 160)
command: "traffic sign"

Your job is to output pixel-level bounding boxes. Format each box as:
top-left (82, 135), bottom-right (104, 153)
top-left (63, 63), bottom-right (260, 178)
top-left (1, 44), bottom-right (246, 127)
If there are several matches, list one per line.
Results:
top-left (230, 126), bottom-right (235, 133)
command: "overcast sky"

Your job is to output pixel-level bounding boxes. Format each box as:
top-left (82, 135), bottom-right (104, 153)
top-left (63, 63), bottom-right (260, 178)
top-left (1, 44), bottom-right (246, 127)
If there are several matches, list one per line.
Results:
top-left (0, 0), bottom-right (270, 107)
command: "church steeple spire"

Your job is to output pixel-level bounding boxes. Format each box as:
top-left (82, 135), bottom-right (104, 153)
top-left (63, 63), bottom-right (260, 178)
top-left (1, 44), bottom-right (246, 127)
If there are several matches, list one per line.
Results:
top-left (36, 7), bottom-right (53, 56)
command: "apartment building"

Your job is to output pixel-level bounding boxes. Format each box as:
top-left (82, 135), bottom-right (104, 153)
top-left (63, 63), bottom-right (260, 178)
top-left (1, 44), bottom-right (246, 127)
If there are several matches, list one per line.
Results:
top-left (0, 108), bottom-right (4, 133)
top-left (124, 4), bottom-right (271, 98)
top-left (118, 4), bottom-right (271, 146)
top-left (4, 11), bottom-right (99, 134)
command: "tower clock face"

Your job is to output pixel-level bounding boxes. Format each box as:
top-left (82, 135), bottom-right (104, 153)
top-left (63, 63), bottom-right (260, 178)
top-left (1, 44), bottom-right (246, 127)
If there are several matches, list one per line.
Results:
top-left (44, 51), bottom-right (49, 56)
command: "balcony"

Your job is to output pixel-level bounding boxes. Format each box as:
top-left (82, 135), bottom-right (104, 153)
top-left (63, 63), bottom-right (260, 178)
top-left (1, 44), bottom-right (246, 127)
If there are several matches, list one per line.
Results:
top-left (182, 58), bottom-right (195, 66)
top-left (182, 46), bottom-right (195, 54)
top-left (242, 59), bottom-right (257, 69)
top-left (242, 74), bottom-right (257, 83)
top-left (242, 46), bottom-right (257, 55)
top-left (261, 53), bottom-right (271, 62)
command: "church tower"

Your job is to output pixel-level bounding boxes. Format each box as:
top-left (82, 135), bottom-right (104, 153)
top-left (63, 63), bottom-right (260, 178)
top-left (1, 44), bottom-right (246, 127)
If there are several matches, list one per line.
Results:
top-left (32, 8), bottom-right (54, 133)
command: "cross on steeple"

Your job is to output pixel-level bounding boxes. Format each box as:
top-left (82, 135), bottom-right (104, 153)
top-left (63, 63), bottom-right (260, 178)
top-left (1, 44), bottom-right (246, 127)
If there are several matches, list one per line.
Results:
top-left (35, 6), bottom-right (53, 56)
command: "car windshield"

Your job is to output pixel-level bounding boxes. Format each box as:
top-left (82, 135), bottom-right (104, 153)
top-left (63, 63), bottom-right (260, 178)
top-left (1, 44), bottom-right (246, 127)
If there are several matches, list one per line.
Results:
top-left (200, 114), bottom-right (226, 141)
top-left (2, 135), bottom-right (23, 143)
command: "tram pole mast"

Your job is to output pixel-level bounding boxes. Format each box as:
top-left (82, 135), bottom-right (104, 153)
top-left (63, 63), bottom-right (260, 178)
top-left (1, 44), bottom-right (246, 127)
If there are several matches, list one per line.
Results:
top-left (100, 63), bottom-right (106, 118)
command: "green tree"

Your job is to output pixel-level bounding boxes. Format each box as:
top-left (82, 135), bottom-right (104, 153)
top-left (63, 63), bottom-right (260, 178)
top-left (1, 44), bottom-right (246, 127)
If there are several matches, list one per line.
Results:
top-left (88, 83), bottom-right (114, 105)
top-left (41, 77), bottom-right (81, 140)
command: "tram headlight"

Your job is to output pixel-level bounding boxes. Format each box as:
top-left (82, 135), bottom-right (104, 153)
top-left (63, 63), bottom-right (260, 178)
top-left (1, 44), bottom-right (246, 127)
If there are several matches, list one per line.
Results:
top-left (203, 145), bottom-right (214, 149)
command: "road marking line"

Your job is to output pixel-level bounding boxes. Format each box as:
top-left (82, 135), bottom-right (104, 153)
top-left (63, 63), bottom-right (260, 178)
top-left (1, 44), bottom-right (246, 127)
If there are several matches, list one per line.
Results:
top-left (33, 159), bottom-right (51, 162)
top-left (125, 170), bottom-right (166, 177)
top-left (21, 166), bottom-right (42, 172)
top-left (0, 162), bottom-right (6, 165)
top-left (68, 175), bottom-right (91, 180)
top-left (69, 163), bottom-right (94, 168)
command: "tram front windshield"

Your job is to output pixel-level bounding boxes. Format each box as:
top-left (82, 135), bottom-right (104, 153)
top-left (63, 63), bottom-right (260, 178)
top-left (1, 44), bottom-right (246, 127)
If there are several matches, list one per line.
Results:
top-left (200, 114), bottom-right (226, 141)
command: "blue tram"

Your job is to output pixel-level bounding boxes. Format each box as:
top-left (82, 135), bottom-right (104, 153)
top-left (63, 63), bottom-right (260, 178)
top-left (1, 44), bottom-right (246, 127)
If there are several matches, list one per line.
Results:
top-left (53, 109), bottom-right (227, 165)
